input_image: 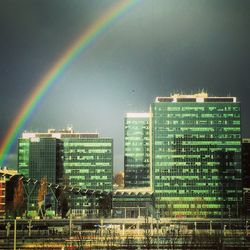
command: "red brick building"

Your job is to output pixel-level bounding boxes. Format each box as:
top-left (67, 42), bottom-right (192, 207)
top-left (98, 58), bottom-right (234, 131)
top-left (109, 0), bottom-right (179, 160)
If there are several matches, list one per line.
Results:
top-left (0, 176), bottom-right (6, 218)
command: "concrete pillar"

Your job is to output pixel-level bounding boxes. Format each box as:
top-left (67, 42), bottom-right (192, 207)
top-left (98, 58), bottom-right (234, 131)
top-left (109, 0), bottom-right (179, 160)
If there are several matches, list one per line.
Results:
top-left (14, 219), bottom-right (16, 250)
top-left (122, 224), bottom-right (125, 236)
top-left (137, 221), bottom-right (140, 236)
top-left (69, 214), bottom-right (72, 238)
top-left (100, 219), bottom-right (104, 237)
top-left (150, 221), bottom-right (153, 236)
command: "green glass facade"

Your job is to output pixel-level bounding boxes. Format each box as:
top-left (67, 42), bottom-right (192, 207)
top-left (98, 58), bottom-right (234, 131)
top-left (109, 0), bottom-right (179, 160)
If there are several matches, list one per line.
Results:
top-left (29, 138), bottom-right (59, 183)
top-left (63, 137), bottom-right (113, 215)
top-left (150, 95), bottom-right (242, 218)
top-left (18, 138), bottom-right (30, 177)
top-left (18, 137), bottom-right (63, 212)
top-left (18, 130), bottom-right (113, 215)
top-left (124, 113), bottom-right (150, 188)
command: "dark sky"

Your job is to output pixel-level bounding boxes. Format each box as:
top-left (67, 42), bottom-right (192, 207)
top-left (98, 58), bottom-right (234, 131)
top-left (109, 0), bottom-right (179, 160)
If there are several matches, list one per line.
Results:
top-left (0, 0), bottom-right (250, 172)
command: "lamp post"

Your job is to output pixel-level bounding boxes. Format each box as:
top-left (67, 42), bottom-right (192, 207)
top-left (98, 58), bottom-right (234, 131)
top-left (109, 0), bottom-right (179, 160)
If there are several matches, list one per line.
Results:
top-left (27, 220), bottom-right (33, 237)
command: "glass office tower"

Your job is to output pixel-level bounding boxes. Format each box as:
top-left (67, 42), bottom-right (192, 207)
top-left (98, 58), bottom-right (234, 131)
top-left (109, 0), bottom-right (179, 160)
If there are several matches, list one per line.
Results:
top-left (18, 137), bottom-right (63, 213)
top-left (18, 128), bottom-right (113, 215)
top-left (150, 93), bottom-right (242, 218)
top-left (63, 136), bottom-right (113, 215)
top-left (124, 113), bottom-right (150, 188)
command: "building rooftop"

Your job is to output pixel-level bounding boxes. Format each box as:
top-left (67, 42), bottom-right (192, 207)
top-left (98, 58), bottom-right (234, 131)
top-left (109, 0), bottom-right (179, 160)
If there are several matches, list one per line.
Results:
top-left (242, 138), bottom-right (250, 143)
top-left (155, 92), bottom-right (237, 103)
top-left (22, 128), bottom-right (100, 139)
top-left (0, 169), bottom-right (19, 179)
top-left (114, 187), bottom-right (153, 195)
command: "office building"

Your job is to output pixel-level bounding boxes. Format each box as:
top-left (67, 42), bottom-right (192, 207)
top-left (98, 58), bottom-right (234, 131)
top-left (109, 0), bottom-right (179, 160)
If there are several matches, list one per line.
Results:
top-left (242, 138), bottom-right (250, 188)
top-left (18, 136), bottom-right (62, 214)
top-left (0, 176), bottom-right (6, 218)
top-left (62, 132), bottom-right (113, 216)
top-left (112, 187), bottom-right (154, 218)
top-left (124, 113), bottom-right (150, 188)
top-left (150, 93), bottom-right (242, 218)
top-left (18, 128), bottom-right (113, 216)
top-left (0, 169), bottom-right (18, 218)
top-left (242, 138), bottom-right (250, 217)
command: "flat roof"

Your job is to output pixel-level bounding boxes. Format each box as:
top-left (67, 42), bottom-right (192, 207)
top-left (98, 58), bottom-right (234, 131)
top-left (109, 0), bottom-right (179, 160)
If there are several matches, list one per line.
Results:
top-left (126, 113), bottom-right (149, 118)
top-left (21, 131), bottom-right (100, 139)
top-left (155, 93), bottom-right (237, 103)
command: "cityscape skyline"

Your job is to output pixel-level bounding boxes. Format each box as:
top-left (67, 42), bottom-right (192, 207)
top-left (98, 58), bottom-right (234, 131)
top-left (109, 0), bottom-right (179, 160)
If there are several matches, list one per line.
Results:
top-left (14, 92), bottom-right (243, 219)
top-left (1, 0), bottom-right (250, 171)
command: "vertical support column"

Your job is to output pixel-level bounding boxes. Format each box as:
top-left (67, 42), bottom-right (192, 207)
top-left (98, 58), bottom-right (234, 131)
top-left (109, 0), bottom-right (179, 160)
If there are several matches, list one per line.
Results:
top-left (69, 213), bottom-right (72, 237)
top-left (156, 210), bottom-right (160, 250)
top-left (228, 206), bottom-right (231, 230)
top-left (48, 186), bottom-right (58, 216)
top-left (122, 224), bottom-right (125, 236)
top-left (22, 181), bottom-right (37, 217)
top-left (150, 221), bottom-right (153, 236)
top-left (209, 220), bottom-right (212, 235)
top-left (27, 220), bottom-right (33, 237)
top-left (100, 219), bottom-right (104, 237)
top-left (14, 219), bottom-right (16, 250)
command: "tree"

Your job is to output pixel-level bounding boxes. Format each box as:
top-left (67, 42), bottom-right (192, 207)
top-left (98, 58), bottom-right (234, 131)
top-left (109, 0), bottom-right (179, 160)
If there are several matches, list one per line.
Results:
top-left (13, 178), bottom-right (25, 217)
top-left (99, 194), bottom-right (112, 218)
top-left (143, 214), bottom-right (152, 250)
top-left (58, 191), bottom-right (69, 218)
top-left (114, 171), bottom-right (124, 188)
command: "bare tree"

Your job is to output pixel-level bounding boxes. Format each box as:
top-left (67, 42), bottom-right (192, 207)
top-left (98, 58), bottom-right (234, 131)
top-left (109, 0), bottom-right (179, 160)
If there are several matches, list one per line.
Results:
top-left (58, 191), bottom-right (69, 218)
top-left (143, 212), bottom-right (152, 250)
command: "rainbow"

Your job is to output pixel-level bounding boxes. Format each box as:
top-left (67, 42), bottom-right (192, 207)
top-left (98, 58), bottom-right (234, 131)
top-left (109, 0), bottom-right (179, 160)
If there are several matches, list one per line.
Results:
top-left (0, 0), bottom-right (140, 166)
